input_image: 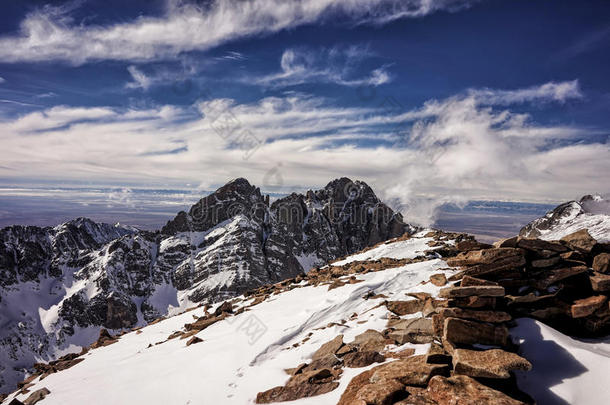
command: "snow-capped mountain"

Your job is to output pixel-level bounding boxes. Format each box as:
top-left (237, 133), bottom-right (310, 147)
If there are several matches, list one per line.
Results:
top-left (520, 195), bottom-right (610, 242)
top-left (0, 177), bottom-right (409, 394)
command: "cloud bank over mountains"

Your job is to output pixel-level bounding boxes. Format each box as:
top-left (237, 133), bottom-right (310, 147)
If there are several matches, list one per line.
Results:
top-left (0, 80), bottom-right (606, 225)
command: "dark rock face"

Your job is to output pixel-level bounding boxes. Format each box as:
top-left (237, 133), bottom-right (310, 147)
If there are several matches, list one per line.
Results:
top-left (0, 177), bottom-right (409, 394)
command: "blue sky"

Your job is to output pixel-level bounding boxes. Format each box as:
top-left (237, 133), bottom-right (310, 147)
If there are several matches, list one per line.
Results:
top-left (0, 0), bottom-right (608, 225)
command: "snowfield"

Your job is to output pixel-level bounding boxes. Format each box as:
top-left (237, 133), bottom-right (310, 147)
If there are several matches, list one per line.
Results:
top-left (3, 232), bottom-right (610, 405)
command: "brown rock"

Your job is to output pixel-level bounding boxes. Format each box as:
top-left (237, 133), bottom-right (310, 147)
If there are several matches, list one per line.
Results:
top-left (256, 368), bottom-right (339, 403)
top-left (355, 379), bottom-right (406, 405)
top-left (517, 238), bottom-right (567, 253)
top-left (23, 388), bottom-right (50, 405)
top-left (312, 334), bottom-right (344, 360)
top-left (446, 248), bottom-right (524, 267)
top-left (593, 253), bottom-right (610, 273)
top-left (463, 256), bottom-right (526, 278)
top-left (443, 317), bottom-right (508, 346)
top-left (449, 296), bottom-right (497, 309)
top-left (90, 329), bottom-right (117, 348)
top-left (337, 369), bottom-right (376, 405)
top-left (389, 318), bottom-right (434, 344)
top-left (460, 275), bottom-right (499, 287)
top-left (590, 272), bottom-right (610, 292)
top-left (386, 300), bottom-right (423, 315)
top-left (427, 375), bottom-right (525, 405)
top-left (407, 292), bottom-right (432, 301)
top-left (439, 286), bottom-right (505, 298)
top-left (438, 308), bottom-right (511, 323)
top-left (213, 301), bottom-right (233, 316)
top-left (561, 229), bottom-right (597, 253)
top-left (456, 240), bottom-right (493, 252)
top-left (353, 329), bottom-right (388, 352)
top-left (184, 314), bottom-right (223, 332)
top-left (571, 295), bottom-right (607, 318)
top-left (535, 266), bottom-right (588, 289)
top-left (531, 256), bottom-right (560, 268)
top-left (370, 355), bottom-right (447, 386)
top-left (560, 250), bottom-right (586, 262)
top-left (185, 336), bottom-right (203, 346)
top-left (429, 273), bottom-right (447, 287)
top-left (343, 351), bottom-right (385, 368)
top-left (493, 236), bottom-right (519, 248)
top-left (452, 349), bottom-right (532, 378)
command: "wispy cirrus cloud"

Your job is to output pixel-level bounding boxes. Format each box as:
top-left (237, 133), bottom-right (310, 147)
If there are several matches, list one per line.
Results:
top-left (0, 80), bottom-right (605, 226)
top-left (253, 46), bottom-right (392, 88)
top-left (0, 0), bottom-right (480, 65)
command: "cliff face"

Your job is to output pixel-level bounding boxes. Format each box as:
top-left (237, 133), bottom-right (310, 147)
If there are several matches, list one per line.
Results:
top-left (0, 177), bottom-right (409, 394)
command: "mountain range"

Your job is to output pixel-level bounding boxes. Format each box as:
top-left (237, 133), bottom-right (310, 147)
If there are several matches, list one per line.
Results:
top-left (0, 177), bottom-right (409, 394)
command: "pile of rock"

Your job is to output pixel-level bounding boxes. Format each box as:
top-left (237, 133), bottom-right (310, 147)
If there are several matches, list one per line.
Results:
top-left (447, 229), bottom-right (610, 337)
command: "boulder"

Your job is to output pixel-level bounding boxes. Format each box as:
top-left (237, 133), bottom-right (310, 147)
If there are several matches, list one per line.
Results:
top-left (386, 300), bottom-right (423, 316)
top-left (427, 375), bottom-right (525, 405)
top-left (561, 229), bottom-right (597, 253)
top-left (90, 328), bottom-right (117, 348)
top-left (369, 355), bottom-right (447, 386)
top-left (535, 266), bottom-right (588, 289)
top-left (571, 296), bottom-right (608, 318)
top-left (590, 272), bottom-right (610, 292)
top-left (517, 238), bottom-right (567, 253)
top-left (355, 379), bottom-right (406, 404)
top-left (389, 318), bottom-right (434, 344)
top-left (530, 256), bottom-right (560, 268)
top-left (439, 286), bottom-right (505, 298)
top-left (456, 240), bottom-right (493, 252)
top-left (452, 349), bottom-right (532, 378)
top-left (185, 336), bottom-right (203, 346)
top-left (23, 388), bottom-right (51, 405)
top-left (443, 318), bottom-right (508, 346)
top-left (256, 368), bottom-right (339, 403)
top-left (438, 308), bottom-right (511, 323)
top-left (463, 256), bottom-right (526, 278)
top-left (213, 301), bottom-right (233, 316)
top-left (312, 334), bottom-right (344, 360)
top-left (460, 275), bottom-right (499, 287)
top-left (337, 369), bottom-right (376, 405)
top-left (593, 253), bottom-right (610, 273)
top-left (493, 236), bottom-right (519, 248)
top-left (429, 273), bottom-right (447, 286)
top-left (353, 329), bottom-right (388, 352)
top-left (343, 351), bottom-right (385, 368)
top-left (446, 248), bottom-right (524, 267)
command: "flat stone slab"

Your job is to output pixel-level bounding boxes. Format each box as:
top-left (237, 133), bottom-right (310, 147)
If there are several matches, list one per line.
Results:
top-left (571, 295), bottom-right (607, 318)
top-left (439, 286), bottom-right (505, 298)
top-left (590, 272), bottom-right (610, 292)
top-left (452, 348), bottom-right (532, 379)
top-left (443, 317), bottom-right (508, 347)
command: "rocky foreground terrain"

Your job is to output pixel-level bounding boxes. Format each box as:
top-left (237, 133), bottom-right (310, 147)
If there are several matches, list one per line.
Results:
top-left (0, 177), bottom-right (409, 395)
top-left (2, 221), bottom-right (610, 404)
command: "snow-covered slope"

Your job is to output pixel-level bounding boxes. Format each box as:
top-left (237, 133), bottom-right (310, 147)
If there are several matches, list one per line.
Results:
top-left (2, 231), bottom-right (445, 405)
top-left (520, 195), bottom-right (610, 242)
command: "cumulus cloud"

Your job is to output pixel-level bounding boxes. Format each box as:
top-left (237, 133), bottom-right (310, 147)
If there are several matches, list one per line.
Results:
top-left (0, 80), bottom-right (606, 227)
top-left (254, 46), bottom-right (392, 88)
top-left (0, 0), bottom-right (479, 64)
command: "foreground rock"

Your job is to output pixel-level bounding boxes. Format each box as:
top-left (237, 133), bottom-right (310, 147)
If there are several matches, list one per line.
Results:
top-left (452, 349), bottom-right (532, 379)
top-left (426, 375), bottom-right (525, 405)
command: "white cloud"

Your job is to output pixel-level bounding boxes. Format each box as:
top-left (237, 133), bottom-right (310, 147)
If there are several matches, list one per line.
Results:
top-left (254, 46), bottom-right (393, 88)
top-left (0, 80), bottom-right (606, 227)
top-left (0, 76), bottom-right (5, 83)
top-left (126, 66), bottom-right (152, 90)
top-left (0, 0), bottom-right (479, 64)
